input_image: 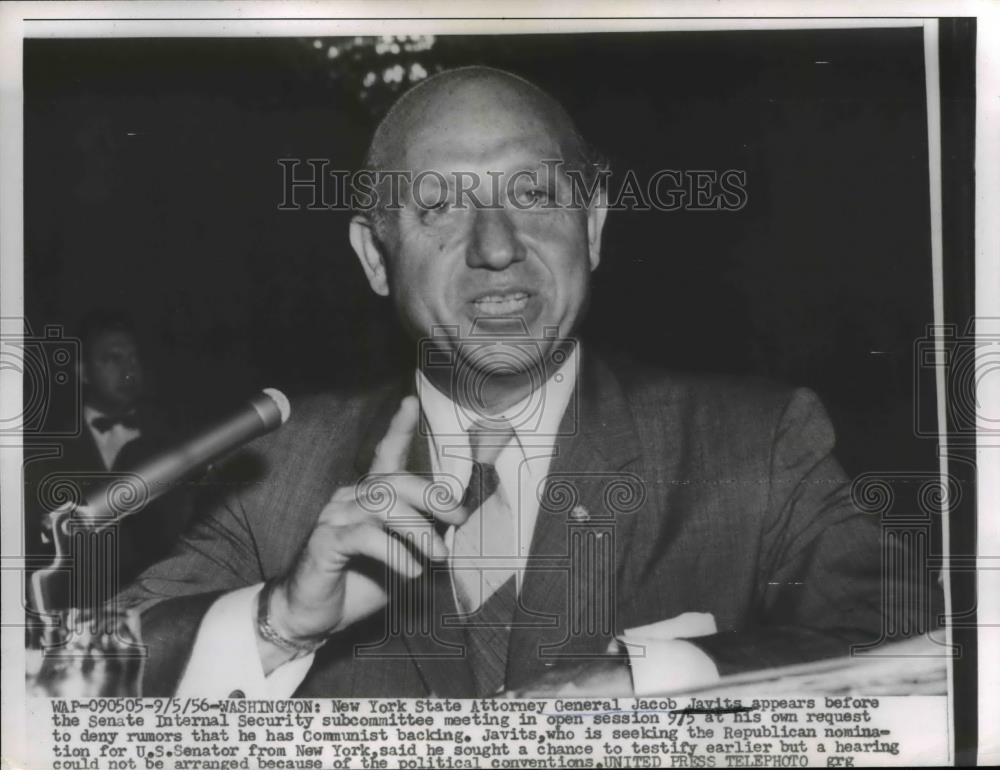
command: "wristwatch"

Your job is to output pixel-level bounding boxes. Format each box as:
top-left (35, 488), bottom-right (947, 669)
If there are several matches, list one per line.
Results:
top-left (255, 580), bottom-right (330, 659)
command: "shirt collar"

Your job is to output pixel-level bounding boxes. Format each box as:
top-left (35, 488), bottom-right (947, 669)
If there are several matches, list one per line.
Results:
top-left (84, 403), bottom-right (140, 428)
top-left (416, 345), bottom-right (580, 456)
top-left (84, 404), bottom-right (112, 426)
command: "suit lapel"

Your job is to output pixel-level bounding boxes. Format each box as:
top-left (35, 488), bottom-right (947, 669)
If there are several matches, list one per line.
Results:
top-left (397, 424), bottom-right (477, 698)
top-left (507, 354), bottom-right (644, 690)
top-left (347, 356), bottom-right (646, 694)
top-left (351, 376), bottom-right (476, 697)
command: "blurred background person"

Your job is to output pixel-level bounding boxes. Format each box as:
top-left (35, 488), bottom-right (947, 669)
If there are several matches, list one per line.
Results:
top-left (79, 309), bottom-right (148, 471)
top-left (24, 309), bottom-right (197, 608)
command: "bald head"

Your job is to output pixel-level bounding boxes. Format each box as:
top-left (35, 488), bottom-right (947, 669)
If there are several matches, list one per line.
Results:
top-left (359, 66), bottom-right (605, 234)
top-left (366, 67), bottom-right (583, 171)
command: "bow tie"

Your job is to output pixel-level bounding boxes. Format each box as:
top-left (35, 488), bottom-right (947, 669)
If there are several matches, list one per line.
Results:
top-left (91, 412), bottom-right (139, 433)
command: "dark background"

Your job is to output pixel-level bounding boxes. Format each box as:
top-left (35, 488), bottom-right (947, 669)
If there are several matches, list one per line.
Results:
top-left (25, 28), bottom-right (937, 479)
top-left (24, 25), bottom-right (982, 760)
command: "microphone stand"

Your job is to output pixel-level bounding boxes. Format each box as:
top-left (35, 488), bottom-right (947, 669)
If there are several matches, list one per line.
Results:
top-left (27, 500), bottom-right (146, 697)
top-left (25, 389), bottom-right (290, 697)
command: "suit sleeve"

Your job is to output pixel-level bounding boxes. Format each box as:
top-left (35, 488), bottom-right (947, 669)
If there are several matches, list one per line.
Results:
top-left (685, 387), bottom-right (936, 676)
top-left (114, 467), bottom-right (271, 696)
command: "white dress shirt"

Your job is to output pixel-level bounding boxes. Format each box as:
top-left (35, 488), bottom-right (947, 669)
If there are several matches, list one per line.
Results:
top-left (418, 346), bottom-right (579, 609)
top-left (177, 348), bottom-right (719, 697)
top-left (83, 404), bottom-right (141, 470)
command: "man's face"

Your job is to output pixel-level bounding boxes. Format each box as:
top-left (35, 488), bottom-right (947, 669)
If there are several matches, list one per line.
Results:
top-left (82, 330), bottom-right (143, 411)
top-left (352, 81), bottom-right (607, 378)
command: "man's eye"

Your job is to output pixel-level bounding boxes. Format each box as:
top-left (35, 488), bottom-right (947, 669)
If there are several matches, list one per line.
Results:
top-left (418, 198), bottom-right (452, 222)
top-left (518, 187), bottom-right (551, 206)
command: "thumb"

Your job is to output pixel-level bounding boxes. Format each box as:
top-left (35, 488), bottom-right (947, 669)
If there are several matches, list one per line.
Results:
top-left (369, 395), bottom-right (420, 474)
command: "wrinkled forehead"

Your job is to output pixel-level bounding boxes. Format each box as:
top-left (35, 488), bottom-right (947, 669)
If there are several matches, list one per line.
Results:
top-left (405, 127), bottom-right (563, 176)
top-left (380, 77), bottom-right (574, 172)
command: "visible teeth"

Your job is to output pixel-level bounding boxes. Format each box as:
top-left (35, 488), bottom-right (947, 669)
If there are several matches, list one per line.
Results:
top-left (473, 293), bottom-right (529, 314)
top-left (476, 293), bottom-right (527, 303)
top-left (474, 291), bottom-right (528, 315)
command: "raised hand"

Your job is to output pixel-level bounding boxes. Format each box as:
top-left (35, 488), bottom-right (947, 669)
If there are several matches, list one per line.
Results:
top-left (260, 396), bottom-right (465, 668)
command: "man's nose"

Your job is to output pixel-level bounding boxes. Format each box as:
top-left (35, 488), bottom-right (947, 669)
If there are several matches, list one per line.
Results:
top-left (466, 207), bottom-right (525, 270)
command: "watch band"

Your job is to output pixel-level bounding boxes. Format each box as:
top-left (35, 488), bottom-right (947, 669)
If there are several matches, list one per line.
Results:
top-left (255, 580), bottom-right (329, 658)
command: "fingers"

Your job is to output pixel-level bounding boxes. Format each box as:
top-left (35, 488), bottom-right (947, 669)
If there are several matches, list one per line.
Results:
top-left (322, 395), bottom-right (466, 567)
top-left (360, 473), bottom-right (467, 528)
top-left (383, 513), bottom-right (449, 562)
top-left (319, 499), bottom-right (449, 562)
top-left (369, 395), bottom-right (420, 474)
top-left (336, 521), bottom-right (424, 580)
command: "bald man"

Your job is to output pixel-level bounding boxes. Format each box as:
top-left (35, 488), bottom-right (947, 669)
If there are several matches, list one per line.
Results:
top-left (120, 67), bottom-right (924, 698)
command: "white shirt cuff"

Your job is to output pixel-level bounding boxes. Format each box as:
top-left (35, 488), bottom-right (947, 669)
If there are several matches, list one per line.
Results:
top-left (175, 583), bottom-right (315, 698)
top-left (620, 612), bottom-right (720, 695)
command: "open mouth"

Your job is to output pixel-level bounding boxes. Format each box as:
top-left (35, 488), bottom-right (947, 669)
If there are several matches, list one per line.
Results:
top-left (471, 291), bottom-right (531, 316)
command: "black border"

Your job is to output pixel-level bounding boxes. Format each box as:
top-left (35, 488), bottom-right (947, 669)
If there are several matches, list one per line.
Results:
top-left (939, 17), bottom-right (977, 767)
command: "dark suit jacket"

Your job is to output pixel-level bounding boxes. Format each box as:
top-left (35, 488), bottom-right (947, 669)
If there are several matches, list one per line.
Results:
top-left (121, 355), bottom-right (922, 697)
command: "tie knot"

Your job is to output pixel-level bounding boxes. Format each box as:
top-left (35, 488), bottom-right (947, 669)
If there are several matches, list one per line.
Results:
top-left (468, 419), bottom-right (514, 466)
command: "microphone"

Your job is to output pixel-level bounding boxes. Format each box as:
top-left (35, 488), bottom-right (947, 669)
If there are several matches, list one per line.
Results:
top-left (29, 389), bottom-right (291, 621)
top-left (67, 388), bottom-right (291, 527)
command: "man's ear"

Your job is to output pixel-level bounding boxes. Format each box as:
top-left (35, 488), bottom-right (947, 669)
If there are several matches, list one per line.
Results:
top-left (586, 200), bottom-right (609, 271)
top-left (349, 215), bottom-right (390, 297)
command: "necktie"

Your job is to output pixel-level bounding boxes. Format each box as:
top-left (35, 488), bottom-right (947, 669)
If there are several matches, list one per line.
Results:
top-left (452, 420), bottom-right (518, 696)
top-left (91, 412), bottom-right (139, 433)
